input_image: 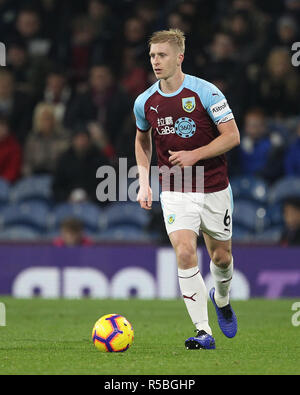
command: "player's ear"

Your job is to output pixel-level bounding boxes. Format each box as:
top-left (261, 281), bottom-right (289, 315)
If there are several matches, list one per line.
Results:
top-left (177, 53), bottom-right (184, 66)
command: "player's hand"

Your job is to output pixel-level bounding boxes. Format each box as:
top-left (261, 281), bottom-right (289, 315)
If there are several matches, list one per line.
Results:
top-left (137, 185), bottom-right (152, 210)
top-left (168, 150), bottom-right (198, 168)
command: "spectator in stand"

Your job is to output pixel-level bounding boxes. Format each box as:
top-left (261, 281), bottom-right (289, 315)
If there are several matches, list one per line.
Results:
top-left (122, 17), bottom-right (147, 59)
top-left (0, 116), bottom-right (22, 183)
top-left (200, 32), bottom-right (242, 89)
top-left (52, 126), bottom-right (108, 203)
top-left (135, 0), bottom-right (161, 35)
top-left (86, 0), bottom-right (116, 42)
top-left (53, 217), bottom-right (93, 247)
top-left (284, 0), bottom-right (300, 24)
top-left (230, 108), bottom-right (286, 182)
top-left (223, 0), bottom-right (271, 41)
top-left (41, 69), bottom-right (73, 124)
top-left (6, 40), bottom-right (29, 90)
top-left (198, 31), bottom-right (247, 121)
top-left (222, 10), bottom-right (261, 63)
top-left (50, 14), bottom-right (99, 87)
top-left (120, 47), bottom-right (148, 98)
top-left (0, 69), bottom-right (33, 144)
top-left (23, 103), bottom-right (69, 176)
top-left (254, 48), bottom-right (300, 117)
top-left (280, 197), bottom-right (300, 246)
top-left (284, 121), bottom-right (300, 177)
top-left (65, 64), bottom-right (131, 155)
top-left (112, 16), bottom-right (148, 78)
top-left (0, 0), bottom-right (20, 41)
top-left (13, 7), bottom-right (51, 58)
top-left (67, 15), bottom-right (97, 85)
top-left (6, 38), bottom-right (50, 96)
top-left (274, 16), bottom-right (298, 49)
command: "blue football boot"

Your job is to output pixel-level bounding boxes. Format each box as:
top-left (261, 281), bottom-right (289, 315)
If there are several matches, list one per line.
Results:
top-left (209, 287), bottom-right (237, 338)
top-left (185, 330), bottom-right (216, 350)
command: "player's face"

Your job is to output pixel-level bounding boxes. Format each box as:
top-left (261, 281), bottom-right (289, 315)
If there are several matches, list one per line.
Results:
top-left (149, 42), bottom-right (182, 80)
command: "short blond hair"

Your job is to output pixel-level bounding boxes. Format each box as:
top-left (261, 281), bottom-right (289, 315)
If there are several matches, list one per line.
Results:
top-left (32, 102), bottom-right (57, 133)
top-left (149, 29), bottom-right (185, 53)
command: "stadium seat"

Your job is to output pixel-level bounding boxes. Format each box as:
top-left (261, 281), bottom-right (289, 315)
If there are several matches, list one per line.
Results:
top-left (232, 224), bottom-right (253, 243)
top-left (0, 178), bottom-right (10, 207)
top-left (0, 225), bottom-right (41, 241)
top-left (10, 175), bottom-right (53, 204)
top-left (253, 226), bottom-right (283, 244)
top-left (0, 201), bottom-right (50, 232)
top-left (44, 229), bottom-right (60, 241)
top-left (233, 199), bottom-right (267, 232)
top-left (98, 225), bottom-right (150, 242)
top-left (103, 202), bottom-right (151, 230)
top-left (230, 176), bottom-right (268, 204)
top-left (50, 202), bottom-right (102, 232)
top-left (265, 203), bottom-right (284, 227)
top-left (268, 176), bottom-right (300, 204)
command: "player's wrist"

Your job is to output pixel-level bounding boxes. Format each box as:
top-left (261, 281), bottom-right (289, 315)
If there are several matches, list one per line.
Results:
top-left (138, 182), bottom-right (150, 192)
top-left (193, 147), bottom-right (204, 162)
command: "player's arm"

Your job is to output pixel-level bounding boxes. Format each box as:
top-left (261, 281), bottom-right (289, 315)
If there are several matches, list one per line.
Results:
top-left (133, 94), bottom-right (153, 209)
top-left (135, 128), bottom-right (153, 210)
top-left (169, 119), bottom-right (240, 167)
top-left (194, 118), bottom-right (240, 160)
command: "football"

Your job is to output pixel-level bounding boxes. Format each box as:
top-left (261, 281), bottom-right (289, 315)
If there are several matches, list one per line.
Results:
top-left (92, 314), bottom-right (134, 352)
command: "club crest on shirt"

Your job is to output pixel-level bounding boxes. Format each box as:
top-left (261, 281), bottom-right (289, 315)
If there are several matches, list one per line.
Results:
top-left (167, 214), bottom-right (176, 224)
top-left (182, 97), bottom-right (196, 113)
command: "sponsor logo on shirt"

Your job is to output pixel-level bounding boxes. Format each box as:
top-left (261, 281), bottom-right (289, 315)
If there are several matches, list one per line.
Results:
top-left (150, 105), bottom-right (159, 113)
top-left (156, 126), bottom-right (175, 135)
top-left (210, 99), bottom-right (230, 119)
top-left (182, 97), bottom-right (196, 113)
top-left (174, 117), bottom-right (196, 138)
top-left (157, 117), bottom-right (173, 127)
top-left (156, 117), bottom-right (175, 135)
top-left (217, 113), bottom-right (234, 124)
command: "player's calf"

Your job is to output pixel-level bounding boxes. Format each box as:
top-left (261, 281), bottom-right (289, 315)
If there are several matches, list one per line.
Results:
top-left (210, 257), bottom-right (233, 307)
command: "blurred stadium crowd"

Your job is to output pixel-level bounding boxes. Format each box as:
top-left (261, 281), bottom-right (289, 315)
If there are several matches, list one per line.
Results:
top-left (0, 0), bottom-right (300, 245)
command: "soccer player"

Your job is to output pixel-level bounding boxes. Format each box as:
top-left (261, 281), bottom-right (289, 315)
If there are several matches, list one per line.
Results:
top-left (134, 29), bottom-right (240, 350)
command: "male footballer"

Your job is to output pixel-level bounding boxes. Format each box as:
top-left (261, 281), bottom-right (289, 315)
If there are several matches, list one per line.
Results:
top-left (134, 29), bottom-right (240, 350)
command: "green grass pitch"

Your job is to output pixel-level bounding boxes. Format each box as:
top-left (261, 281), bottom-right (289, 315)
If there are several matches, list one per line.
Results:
top-left (0, 298), bottom-right (299, 375)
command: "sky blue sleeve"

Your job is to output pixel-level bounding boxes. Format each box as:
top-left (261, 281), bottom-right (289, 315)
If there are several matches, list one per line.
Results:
top-left (197, 80), bottom-right (234, 125)
top-left (133, 94), bottom-right (151, 132)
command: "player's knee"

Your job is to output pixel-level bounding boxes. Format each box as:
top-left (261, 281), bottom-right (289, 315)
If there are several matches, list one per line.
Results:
top-left (176, 243), bottom-right (197, 269)
top-left (212, 249), bottom-right (232, 269)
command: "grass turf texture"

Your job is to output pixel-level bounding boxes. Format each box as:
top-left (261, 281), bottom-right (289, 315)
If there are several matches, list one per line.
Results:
top-left (0, 298), bottom-right (299, 375)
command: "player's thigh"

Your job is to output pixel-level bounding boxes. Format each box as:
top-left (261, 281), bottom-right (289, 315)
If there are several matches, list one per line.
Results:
top-left (203, 232), bottom-right (232, 268)
top-left (169, 229), bottom-right (198, 268)
top-left (200, 185), bottom-right (233, 243)
top-left (160, 191), bottom-right (201, 236)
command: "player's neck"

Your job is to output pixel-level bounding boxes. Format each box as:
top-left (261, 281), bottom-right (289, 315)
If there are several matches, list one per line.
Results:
top-left (160, 70), bottom-right (185, 94)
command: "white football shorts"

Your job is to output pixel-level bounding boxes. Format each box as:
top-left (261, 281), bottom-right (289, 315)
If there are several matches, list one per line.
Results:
top-left (160, 185), bottom-right (234, 241)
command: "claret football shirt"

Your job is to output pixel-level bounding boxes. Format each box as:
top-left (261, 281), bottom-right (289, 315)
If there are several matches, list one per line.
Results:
top-left (134, 74), bottom-right (234, 193)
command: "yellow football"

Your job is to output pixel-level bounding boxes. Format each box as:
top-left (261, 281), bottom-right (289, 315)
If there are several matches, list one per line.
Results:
top-left (92, 314), bottom-right (134, 352)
